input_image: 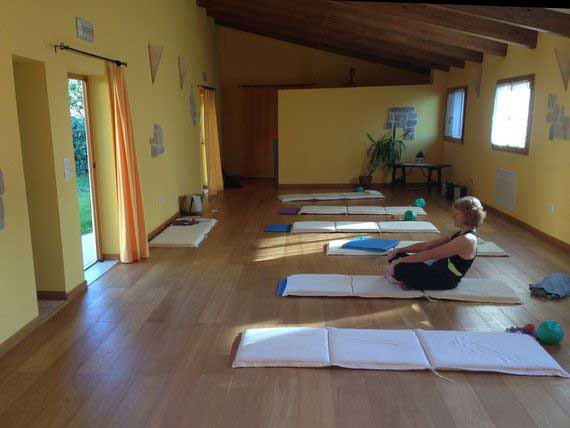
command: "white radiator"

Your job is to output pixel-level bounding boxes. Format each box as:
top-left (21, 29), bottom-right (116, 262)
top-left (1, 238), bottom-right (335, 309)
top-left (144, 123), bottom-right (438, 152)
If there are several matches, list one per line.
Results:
top-left (495, 169), bottom-right (517, 211)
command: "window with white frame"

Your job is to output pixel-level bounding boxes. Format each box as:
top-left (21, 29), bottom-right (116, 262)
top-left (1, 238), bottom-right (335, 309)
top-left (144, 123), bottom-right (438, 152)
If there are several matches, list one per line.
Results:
top-left (444, 87), bottom-right (467, 143)
top-left (491, 75), bottom-right (534, 154)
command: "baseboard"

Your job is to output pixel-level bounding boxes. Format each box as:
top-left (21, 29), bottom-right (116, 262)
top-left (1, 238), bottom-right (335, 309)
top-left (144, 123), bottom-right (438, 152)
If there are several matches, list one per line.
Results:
top-left (102, 253), bottom-right (120, 261)
top-left (147, 210), bottom-right (180, 242)
top-left (66, 280), bottom-right (88, 301)
top-left (278, 183), bottom-right (391, 190)
top-left (484, 203), bottom-right (570, 251)
top-left (0, 316), bottom-right (41, 359)
top-left (36, 290), bottom-right (67, 300)
top-left (4, 280), bottom-right (88, 358)
top-left (36, 280), bottom-right (88, 301)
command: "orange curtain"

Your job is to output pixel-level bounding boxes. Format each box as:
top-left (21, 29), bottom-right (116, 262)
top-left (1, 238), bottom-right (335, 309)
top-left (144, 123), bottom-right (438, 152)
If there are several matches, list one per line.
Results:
top-left (107, 65), bottom-right (149, 263)
top-left (203, 88), bottom-right (224, 196)
top-left (243, 87), bottom-right (278, 178)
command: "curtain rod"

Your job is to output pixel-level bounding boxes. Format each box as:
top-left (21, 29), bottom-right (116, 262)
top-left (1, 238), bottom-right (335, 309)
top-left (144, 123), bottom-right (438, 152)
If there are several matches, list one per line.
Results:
top-left (54, 43), bottom-right (127, 67)
top-left (198, 84), bottom-right (216, 90)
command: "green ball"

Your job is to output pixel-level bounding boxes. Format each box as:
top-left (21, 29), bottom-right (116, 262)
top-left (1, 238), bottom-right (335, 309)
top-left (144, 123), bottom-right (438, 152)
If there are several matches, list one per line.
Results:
top-left (355, 186), bottom-right (365, 193)
top-left (536, 320), bottom-right (564, 345)
top-left (404, 210), bottom-right (417, 221)
top-left (414, 198), bottom-right (426, 208)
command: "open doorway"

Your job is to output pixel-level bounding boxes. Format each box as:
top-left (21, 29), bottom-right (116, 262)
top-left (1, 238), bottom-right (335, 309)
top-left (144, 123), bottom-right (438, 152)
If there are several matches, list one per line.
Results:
top-left (199, 87), bottom-right (224, 196)
top-left (67, 75), bottom-right (100, 269)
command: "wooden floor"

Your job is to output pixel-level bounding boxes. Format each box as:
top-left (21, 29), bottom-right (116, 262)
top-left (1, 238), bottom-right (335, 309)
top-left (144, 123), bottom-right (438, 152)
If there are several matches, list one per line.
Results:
top-left (1, 182), bottom-right (570, 428)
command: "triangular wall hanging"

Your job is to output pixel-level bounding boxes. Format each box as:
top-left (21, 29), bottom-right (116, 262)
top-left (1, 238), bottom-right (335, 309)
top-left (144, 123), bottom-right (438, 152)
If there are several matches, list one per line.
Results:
top-left (178, 56), bottom-right (189, 89)
top-left (148, 44), bottom-right (164, 84)
top-left (554, 45), bottom-right (570, 91)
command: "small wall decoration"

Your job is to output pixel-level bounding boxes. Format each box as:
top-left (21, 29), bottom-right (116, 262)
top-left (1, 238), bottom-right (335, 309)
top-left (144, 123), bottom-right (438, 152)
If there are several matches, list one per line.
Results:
top-left (0, 169), bottom-right (4, 230)
top-left (547, 94), bottom-right (570, 140)
top-left (148, 44), bottom-right (164, 84)
top-left (75, 17), bottom-right (94, 42)
top-left (554, 46), bottom-right (570, 91)
top-left (385, 106), bottom-right (418, 140)
top-left (189, 85), bottom-right (198, 127)
top-left (149, 124), bottom-right (165, 157)
top-left (178, 56), bottom-right (189, 89)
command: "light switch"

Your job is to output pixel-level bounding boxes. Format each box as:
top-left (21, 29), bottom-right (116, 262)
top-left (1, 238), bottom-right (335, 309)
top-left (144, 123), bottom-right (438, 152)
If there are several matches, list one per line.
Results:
top-left (64, 158), bottom-right (72, 181)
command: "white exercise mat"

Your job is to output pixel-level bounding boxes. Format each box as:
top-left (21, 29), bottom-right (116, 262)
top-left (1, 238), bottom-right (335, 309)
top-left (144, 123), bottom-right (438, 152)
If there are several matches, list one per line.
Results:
top-left (326, 239), bottom-right (509, 257)
top-left (233, 327), bottom-right (331, 368)
top-left (328, 328), bottom-right (430, 370)
top-left (385, 206), bottom-right (427, 215)
top-left (417, 330), bottom-right (569, 377)
top-left (280, 274), bottom-right (521, 304)
top-left (149, 218), bottom-right (217, 248)
top-left (378, 221), bottom-right (439, 233)
top-left (347, 206), bottom-right (386, 215)
top-left (278, 190), bottom-right (385, 202)
top-left (335, 221), bottom-right (380, 233)
top-left (299, 206), bottom-right (347, 215)
top-left (233, 327), bottom-right (569, 378)
top-left (290, 221), bottom-right (336, 233)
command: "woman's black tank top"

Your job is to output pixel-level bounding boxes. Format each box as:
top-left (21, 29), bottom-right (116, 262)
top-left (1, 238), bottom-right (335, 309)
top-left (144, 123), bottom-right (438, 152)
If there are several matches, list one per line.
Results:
top-left (431, 230), bottom-right (477, 279)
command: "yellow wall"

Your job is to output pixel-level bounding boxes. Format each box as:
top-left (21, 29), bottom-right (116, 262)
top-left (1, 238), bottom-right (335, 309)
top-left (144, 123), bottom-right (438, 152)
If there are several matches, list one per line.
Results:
top-left (434, 33), bottom-right (570, 244)
top-left (0, 0), bottom-right (219, 345)
top-left (13, 60), bottom-right (67, 293)
top-left (218, 27), bottom-right (430, 176)
top-left (278, 85), bottom-right (443, 184)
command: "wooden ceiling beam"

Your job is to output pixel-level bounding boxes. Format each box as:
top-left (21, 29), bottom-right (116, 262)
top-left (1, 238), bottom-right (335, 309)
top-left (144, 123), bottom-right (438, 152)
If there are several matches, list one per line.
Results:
top-left (348, 2), bottom-right (537, 48)
top-left (204, 8), bottom-right (452, 70)
top-left (325, 1), bottom-right (507, 56)
top-left (432, 5), bottom-right (570, 38)
top-left (211, 13), bottom-right (438, 74)
top-left (202, 0), bottom-right (463, 70)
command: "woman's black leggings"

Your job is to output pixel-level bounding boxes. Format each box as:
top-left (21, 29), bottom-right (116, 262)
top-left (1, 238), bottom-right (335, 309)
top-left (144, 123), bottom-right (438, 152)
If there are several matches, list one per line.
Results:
top-left (390, 253), bottom-right (459, 291)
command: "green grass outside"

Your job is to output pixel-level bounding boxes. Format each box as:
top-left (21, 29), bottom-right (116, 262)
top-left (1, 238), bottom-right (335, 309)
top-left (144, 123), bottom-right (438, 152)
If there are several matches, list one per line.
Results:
top-left (76, 174), bottom-right (93, 235)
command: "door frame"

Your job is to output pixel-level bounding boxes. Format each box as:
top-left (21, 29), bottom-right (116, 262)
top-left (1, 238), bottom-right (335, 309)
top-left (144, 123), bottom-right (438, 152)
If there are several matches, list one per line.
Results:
top-left (68, 73), bottom-right (103, 264)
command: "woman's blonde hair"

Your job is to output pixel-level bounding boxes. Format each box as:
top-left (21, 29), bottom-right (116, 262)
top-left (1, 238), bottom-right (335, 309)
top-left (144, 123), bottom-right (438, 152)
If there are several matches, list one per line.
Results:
top-left (452, 196), bottom-right (486, 228)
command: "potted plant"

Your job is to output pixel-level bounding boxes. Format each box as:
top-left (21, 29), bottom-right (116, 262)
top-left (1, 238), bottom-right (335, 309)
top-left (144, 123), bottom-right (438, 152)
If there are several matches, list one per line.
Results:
top-left (360, 127), bottom-right (408, 186)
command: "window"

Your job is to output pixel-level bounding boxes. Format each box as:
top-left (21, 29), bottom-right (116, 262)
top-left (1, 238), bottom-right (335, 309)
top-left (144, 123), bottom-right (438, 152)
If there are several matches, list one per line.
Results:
top-left (491, 75), bottom-right (534, 154)
top-left (444, 86), bottom-right (467, 143)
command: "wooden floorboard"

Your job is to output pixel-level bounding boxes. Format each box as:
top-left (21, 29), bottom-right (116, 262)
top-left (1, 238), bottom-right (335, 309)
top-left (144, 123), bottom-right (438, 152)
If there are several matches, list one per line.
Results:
top-left (1, 182), bottom-right (569, 428)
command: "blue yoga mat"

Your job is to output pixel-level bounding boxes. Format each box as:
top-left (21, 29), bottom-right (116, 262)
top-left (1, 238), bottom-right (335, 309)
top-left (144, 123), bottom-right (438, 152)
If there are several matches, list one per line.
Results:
top-left (342, 238), bottom-right (400, 252)
top-left (276, 279), bottom-right (288, 296)
top-left (264, 224), bottom-right (292, 233)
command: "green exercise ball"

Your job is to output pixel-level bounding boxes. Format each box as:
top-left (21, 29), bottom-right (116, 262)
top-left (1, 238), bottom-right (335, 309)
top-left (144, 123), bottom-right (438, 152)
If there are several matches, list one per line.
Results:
top-left (536, 320), bottom-right (564, 345)
top-left (404, 210), bottom-right (417, 221)
top-left (414, 198), bottom-right (426, 208)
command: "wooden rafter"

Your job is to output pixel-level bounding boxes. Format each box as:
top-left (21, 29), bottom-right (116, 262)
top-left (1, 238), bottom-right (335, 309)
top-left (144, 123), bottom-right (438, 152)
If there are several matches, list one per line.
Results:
top-left (197, 0), bottom-right (559, 73)
top-left (433, 5), bottom-right (570, 38)
top-left (348, 2), bottom-right (537, 48)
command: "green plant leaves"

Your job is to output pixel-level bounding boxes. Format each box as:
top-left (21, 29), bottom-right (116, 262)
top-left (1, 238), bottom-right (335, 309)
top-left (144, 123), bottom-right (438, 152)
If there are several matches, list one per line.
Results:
top-left (366, 127), bottom-right (407, 176)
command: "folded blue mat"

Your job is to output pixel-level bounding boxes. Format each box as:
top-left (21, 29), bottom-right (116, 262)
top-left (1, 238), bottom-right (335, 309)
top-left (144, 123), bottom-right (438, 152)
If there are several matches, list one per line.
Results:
top-left (276, 279), bottom-right (288, 296)
top-left (342, 237), bottom-right (400, 252)
top-left (264, 224), bottom-right (292, 233)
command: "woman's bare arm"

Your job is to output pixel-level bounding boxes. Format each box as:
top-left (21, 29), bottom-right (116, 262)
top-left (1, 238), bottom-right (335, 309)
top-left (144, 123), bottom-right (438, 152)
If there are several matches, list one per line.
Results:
top-left (397, 234), bottom-right (452, 253)
top-left (398, 236), bottom-right (472, 264)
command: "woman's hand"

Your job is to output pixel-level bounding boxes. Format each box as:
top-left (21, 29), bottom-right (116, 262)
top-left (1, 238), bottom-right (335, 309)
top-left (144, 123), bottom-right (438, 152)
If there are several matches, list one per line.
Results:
top-left (386, 248), bottom-right (402, 261)
top-left (388, 257), bottom-right (405, 276)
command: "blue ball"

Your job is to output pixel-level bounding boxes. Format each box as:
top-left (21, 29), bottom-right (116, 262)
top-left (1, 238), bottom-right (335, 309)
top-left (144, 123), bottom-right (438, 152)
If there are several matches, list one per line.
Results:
top-left (414, 198), bottom-right (426, 208)
top-left (536, 320), bottom-right (564, 345)
top-left (355, 186), bottom-right (365, 193)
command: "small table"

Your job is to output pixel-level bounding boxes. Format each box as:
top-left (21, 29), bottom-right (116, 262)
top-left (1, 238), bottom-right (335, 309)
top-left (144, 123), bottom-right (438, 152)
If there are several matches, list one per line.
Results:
top-left (392, 162), bottom-right (451, 191)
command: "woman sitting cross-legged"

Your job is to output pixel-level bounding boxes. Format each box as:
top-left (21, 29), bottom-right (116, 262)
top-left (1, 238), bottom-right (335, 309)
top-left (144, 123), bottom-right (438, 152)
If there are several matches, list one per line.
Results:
top-left (385, 196), bottom-right (486, 291)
